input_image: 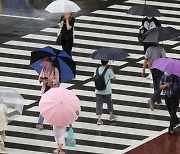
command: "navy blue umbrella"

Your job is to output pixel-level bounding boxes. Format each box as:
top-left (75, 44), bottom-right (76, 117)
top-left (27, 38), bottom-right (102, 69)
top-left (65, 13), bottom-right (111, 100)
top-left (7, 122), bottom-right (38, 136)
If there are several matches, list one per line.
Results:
top-left (90, 48), bottom-right (129, 61)
top-left (30, 46), bottom-right (76, 83)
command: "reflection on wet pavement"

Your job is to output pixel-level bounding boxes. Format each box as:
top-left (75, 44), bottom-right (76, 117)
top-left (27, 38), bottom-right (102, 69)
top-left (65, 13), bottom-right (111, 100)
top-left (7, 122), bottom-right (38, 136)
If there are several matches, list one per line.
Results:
top-left (0, 0), bottom-right (121, 18)
top-left (0, 0), bottom-right (123, 44)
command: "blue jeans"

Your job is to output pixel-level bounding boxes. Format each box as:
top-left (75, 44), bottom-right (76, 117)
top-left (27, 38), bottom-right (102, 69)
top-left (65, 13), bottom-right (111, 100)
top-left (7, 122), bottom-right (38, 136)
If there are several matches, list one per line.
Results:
top-left (37, 85), bottom-right (51, 124)
top-left (151, 68), bottom-right (163, 103)
top-left (38, 114), bottom-right (44, 124)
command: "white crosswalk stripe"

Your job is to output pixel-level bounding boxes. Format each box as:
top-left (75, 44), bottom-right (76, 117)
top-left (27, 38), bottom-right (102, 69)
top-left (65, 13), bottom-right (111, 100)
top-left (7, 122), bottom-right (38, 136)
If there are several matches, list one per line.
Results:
top-left (0, 0), bottom-right (180, 154)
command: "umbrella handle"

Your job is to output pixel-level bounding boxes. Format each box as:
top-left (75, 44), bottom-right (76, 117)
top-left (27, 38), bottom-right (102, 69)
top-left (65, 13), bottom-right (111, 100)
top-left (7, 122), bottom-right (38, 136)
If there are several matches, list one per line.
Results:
top-left (145, 0), bottom-right (146, 5)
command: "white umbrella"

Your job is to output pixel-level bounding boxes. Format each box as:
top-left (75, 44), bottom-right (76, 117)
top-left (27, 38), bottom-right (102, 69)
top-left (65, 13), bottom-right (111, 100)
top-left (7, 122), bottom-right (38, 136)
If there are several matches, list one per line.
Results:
top-left (45, 0), bottom-right (81, 13)
top-left (0, 88), bottom-right (24, 122)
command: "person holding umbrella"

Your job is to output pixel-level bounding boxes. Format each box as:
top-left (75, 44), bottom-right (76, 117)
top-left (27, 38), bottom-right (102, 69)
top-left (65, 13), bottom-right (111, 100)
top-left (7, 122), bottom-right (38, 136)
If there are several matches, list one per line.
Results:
top-left (127, 3), bottom-right (161, 53)
top-left (30, 47), bottom-right (76, 130)
top-left (45, 0), bottom-right (80, 57)
top-left (153, 58), bottom-right (180, 134)
top-left (36, 57), bottom-right (60, 130)
top-left (139, 16), bottom-right (161, 53)
top-left (160, 72), bottom-right (180, 135)
top-left (59, 12), bottom-right (75, 57)
top-left (0, 88), bottom-right (24, 150)
top-left (91, 48), bottom-right (129, 125)
top-left (39, 87), bottom-right (81, 154)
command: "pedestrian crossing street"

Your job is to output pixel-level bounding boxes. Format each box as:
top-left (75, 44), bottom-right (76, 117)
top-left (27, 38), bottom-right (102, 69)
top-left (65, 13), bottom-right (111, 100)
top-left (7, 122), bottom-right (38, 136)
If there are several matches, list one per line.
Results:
top-left (0, 0), bottom-right (180, 153)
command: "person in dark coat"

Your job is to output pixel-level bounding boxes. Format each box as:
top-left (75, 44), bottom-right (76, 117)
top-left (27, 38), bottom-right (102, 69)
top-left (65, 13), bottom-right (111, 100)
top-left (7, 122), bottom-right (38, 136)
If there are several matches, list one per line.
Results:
top-left (139, 17), bottom-right (161, 80)
top-left (59, 12), bottom-right (75, 57)
top-left (139, 16), bottom-right (161, 53)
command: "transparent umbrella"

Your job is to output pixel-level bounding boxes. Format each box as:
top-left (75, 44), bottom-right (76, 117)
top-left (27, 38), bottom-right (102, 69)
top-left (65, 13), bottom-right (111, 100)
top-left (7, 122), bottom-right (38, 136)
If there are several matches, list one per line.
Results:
top-left (0, 88), bottom-right (24, 122)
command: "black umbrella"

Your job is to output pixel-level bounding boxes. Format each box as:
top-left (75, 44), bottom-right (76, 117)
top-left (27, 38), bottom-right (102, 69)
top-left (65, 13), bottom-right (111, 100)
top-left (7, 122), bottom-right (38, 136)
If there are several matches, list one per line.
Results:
top-left (140, 27), bottom-right (180, 43)
top-left (90, 48), bottom-right (129, 61)
top-left (127, 4), bottom-right (161, 17)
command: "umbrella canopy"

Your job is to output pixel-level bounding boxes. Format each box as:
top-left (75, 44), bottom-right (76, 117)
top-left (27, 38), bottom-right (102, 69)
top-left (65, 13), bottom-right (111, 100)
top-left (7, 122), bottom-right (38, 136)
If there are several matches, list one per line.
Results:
top-left (141, 27), bottom-right (180, 43)
top-left (0, 88), bottom-right (24, 121)
top-left (39, 87), bottom-right (81, 126)
top-left (90, 48), bottom-right (129, 61)
top-left (30, 46), bottom-right (76, 83)
top-left (153, 58), bottom-right (180, 76)
top-left (45, 0), bottom-right (81, 13)
top-left (127, 4), bottom-right (161, 17)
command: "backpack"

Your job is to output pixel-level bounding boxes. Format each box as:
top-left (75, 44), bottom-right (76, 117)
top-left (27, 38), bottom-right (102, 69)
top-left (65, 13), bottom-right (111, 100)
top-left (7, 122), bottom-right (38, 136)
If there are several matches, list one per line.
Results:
top-left (94, 67), bottom-right (109, 90)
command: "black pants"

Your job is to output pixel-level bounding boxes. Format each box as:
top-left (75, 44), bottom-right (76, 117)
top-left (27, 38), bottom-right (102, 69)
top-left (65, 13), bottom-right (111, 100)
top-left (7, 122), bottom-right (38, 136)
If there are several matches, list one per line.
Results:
top-left (61, 38), bottom-right (73, 57)
top-left (151, 68), bottom-right (163, 103)
top-left (165, 95), bottom-right (179, 130)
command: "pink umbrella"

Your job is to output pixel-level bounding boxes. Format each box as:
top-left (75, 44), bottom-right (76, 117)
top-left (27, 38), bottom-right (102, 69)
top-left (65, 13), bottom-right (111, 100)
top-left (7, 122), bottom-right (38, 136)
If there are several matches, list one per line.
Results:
top-left (39, 87), bottom-right (81, 127)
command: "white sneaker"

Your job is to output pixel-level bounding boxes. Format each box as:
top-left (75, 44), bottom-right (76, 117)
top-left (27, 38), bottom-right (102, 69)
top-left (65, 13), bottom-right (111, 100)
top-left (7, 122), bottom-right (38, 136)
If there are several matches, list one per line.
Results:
top-left (148, 99), bottom-right (154, 111)
top-left (110, 115), bottom-right (117, 122)
top-left (97, 120), bottom-right (103, 125)
top-left (146, 74), bottom-right (153, 80)
top-left (53, 150), bottom-right (59, 154)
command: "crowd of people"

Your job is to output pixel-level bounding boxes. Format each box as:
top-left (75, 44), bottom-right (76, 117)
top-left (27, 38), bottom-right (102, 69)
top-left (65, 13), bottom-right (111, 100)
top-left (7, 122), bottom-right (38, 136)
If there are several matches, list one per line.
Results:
top-left (0, 11), bottom-right (179, 154)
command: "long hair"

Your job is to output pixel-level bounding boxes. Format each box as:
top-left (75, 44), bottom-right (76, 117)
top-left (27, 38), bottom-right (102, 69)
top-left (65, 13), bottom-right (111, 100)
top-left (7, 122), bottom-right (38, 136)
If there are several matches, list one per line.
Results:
top-left (62, 13), bottom-right (74, 21)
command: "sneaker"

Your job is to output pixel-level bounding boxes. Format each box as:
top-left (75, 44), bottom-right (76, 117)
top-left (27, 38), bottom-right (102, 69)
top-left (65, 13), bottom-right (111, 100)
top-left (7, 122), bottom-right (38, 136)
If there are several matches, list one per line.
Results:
top-left (174, 122), bottom-right (180, 128)
top-left (168, 129), bottom-right (173, 135)
top-left (148, 99), bottom-right (154, 111)
top-left (146, 74), bottom-right (153, 80)
top-left (0, 142), bottom-right (5, 150)
top-left (36, 124), bottom-right (43, 130)
top-left (53, 149), bottom-right (59, 154)
top-left (110, 115), bottom-right (117, 122)
top-left (97, 120), bottom-right (103, 125)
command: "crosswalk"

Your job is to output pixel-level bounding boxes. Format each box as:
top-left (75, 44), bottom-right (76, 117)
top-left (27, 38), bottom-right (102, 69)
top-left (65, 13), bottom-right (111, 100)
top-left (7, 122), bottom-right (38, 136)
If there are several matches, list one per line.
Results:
top-left (0, 0), bottom-right (180, 153)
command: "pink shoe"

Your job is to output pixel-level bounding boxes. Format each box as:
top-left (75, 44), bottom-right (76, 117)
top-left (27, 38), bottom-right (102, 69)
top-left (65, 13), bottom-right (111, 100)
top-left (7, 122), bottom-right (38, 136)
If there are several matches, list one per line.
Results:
top-left (36, 124), bottom-right (43, 130)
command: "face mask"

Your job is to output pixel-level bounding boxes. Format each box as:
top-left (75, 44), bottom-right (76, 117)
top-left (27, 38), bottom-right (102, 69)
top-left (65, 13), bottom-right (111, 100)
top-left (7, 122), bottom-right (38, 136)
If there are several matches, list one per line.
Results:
top-left (147, 17), bottom-right (152, 20)
top-left (165, 72), bottom-right (171, 76)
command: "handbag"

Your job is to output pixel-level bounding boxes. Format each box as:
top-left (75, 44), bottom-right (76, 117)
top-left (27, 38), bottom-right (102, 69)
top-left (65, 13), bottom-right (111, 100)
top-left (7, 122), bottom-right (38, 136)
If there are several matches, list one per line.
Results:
top-left (65, 127), bottom-right (76, 147)
top-left (56, 28), bottom-right (62, 45)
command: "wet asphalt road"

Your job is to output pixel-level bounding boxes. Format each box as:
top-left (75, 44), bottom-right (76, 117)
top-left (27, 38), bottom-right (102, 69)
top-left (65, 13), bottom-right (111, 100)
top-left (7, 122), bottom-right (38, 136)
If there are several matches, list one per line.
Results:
top-left (0, 0), bottom-right (124, 44)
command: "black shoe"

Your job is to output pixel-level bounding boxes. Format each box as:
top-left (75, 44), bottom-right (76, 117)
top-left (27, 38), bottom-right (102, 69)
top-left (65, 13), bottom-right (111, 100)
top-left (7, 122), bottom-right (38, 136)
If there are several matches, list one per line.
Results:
top-left (168, 130), bottom-right (173, 135)
top-left (174, 122), bottom-right (180, 128)
top-left (168, 128), bottom-right (173, 135)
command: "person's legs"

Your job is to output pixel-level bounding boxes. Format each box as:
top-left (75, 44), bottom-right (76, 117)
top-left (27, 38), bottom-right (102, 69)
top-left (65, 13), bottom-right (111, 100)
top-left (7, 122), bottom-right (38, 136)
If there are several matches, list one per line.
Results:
top-left (36, 114), bottom-right (44, 130)
top-left (57, 144), bottom-right (63, 153)
top-left (64, 39), bottom-right (73, 57)
top-left (155, 71), bottom-right (163, 103)
top-left (38, 114), bottom-right (44, 124)
top-left (96, 94), bottom-right (104, 124)
top-left (0, 131), bottom-right (5, 149)
top-left (1, 131), bottom-right (5, 143)
top-left (151, 69), bottom-right (163, 103)
top-left (105, 94), bottom-right (116, 121)
top-left (169, 96), bottom-right (179, 129)
top-left (61, 39), bottom-right (66, 51)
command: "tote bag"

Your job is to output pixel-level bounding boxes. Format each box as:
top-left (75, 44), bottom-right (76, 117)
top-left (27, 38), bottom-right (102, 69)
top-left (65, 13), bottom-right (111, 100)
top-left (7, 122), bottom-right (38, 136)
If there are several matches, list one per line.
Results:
top-left (56, 28), bottom-right (62, 45)
top-left (65, 127), bottom-right (76, 147)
